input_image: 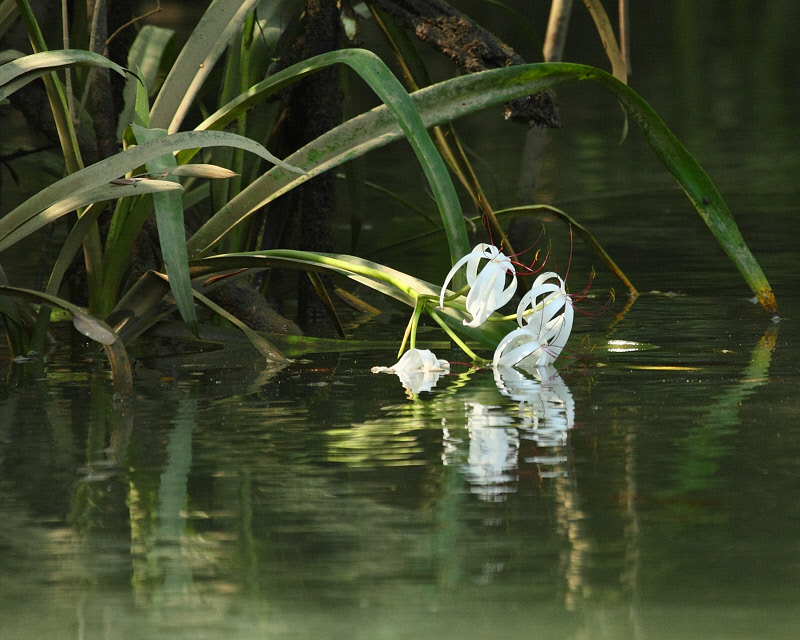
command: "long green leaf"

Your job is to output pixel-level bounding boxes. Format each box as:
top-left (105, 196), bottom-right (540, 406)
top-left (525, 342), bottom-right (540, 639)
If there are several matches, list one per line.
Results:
top-left (0, 285), bottom-right (117, 345)
top-left (0, 179), bottom-right (182, 252)
top-left (0, 49), bottom-right (130, 100)
top-left (117, 25), bottom-right (175, 139)
top-left (185, 48), bottom-right (470, 269)
top-left (149, 0), bottom-right (260, 132)
top-left (14, 0), bottom-right (106, 310)
top-left (130, 125), bottom-right (197, 332)
top-left (0, 130), bottom-right (301, 248)
top-left (189, 250), bottom-right (515, 348)
top-left (189, 59), bottom-right (775, 312)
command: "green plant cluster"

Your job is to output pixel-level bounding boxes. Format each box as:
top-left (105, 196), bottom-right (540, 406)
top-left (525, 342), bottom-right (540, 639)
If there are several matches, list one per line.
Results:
top-left (0, 0), bottom-right (775, 396)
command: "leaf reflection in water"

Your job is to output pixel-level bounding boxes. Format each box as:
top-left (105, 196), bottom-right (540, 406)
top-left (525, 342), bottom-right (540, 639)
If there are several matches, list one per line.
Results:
top-left (444, 366), bottom-right (575, 500)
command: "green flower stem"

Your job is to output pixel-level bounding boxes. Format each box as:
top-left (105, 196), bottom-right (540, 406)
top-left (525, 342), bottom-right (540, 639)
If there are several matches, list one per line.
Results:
top-left (486, 313), bottom-right (516, 322)
top-left (396, 297), bottom-right (426, 357)
top-left (409, 298), bottom-right (424, 350)
top-left (427, 306), bottom-right (482, 362)
top-left (439, 285), bottom-right (470, 303)
top-left (398, 314), bottom-right (414, 356)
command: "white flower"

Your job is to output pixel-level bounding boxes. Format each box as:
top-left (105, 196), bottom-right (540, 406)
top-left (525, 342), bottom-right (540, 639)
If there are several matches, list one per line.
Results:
top-left (371, 348), bottom-right (450, 394)
top-left (492, 272), bottom-right (573, 368)
top-left (439, 243), bottom-right (517, 328)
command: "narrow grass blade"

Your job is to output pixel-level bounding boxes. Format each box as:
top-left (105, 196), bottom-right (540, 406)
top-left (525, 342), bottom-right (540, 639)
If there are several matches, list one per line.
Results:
top-left (131, 125), bottom-right (197, 333)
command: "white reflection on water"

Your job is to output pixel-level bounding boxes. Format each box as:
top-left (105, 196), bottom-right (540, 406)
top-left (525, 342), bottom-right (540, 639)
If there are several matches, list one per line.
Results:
top-left (444, 366), bottom-right (575, 499)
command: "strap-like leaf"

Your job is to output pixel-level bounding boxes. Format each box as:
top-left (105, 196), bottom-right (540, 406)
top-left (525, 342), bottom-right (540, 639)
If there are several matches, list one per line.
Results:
top-left (0, 129), bottom-right (302, 250)
top-left (189, 57), bottom-right (775, 312)
top-left (0, 49), bottom-right (130, 101)
top-left (131, 125), bottom-right (198, 333)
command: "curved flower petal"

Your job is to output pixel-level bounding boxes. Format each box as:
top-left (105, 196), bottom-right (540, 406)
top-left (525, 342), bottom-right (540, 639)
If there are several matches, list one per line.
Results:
top-left (438, 243), bottom-right (517, 326)
top-left (492, 325), bottom-right (546, 367)
top-left (509, 271), bottom-right (574, 364)
top-left (439, 250), bottom-right (477, 308)
top-left (463, 260), bottom-right (518, 327)
top-left (391, 348), bottom-right (450, 374)
top-left (516, 272), bottom-right (566, 327)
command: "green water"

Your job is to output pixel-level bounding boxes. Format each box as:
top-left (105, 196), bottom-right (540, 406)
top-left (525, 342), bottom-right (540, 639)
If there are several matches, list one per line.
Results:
top-left (2, 3), bottom-right (800, 639)
top-left (2, 294), bottom-right (799, 639)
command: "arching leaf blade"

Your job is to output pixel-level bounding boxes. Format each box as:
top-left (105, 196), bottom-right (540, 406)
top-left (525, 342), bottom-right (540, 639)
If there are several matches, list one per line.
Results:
top-left (186, 49), bottom-right (470, 270)
top-left (0, 129), bottom-right (301, 247)
top-left (0, 49), bottom-right (130, 100)
top-left (188, 59), bottom-right (774, 312)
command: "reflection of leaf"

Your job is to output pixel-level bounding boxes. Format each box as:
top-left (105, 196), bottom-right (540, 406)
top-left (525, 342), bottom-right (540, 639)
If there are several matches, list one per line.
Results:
top-left (673, 325), bottom-right (778, 495)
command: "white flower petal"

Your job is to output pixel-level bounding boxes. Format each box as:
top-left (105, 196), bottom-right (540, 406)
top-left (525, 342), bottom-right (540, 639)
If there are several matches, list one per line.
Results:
top-left (464, 243), bottom-right (497, 284)
top-left (509, 272), bottom-right (574, 365)
top-left (493, 326), bottom-right (544, 367)
top-left (439, 251), bottom-right (476, 308)
top-left (391, 348), bottom-right (450, 373)
top-left (439, 243), bottom-right (517, 327)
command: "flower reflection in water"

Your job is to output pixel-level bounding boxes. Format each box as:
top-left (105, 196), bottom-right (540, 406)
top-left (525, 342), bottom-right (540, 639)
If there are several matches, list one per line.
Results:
top-left (372, 348), bottom-right (450, 396)
top-left (444, 402), bottom-right (519, 502)
top-left (495, 365), bottom-right (575, 478)
top-left (444, 366), bottom-right (575, 500)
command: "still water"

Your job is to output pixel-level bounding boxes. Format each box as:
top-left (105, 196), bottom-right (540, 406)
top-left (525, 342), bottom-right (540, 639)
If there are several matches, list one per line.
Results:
top-left (3, 293), bottom-right (799, 640)
top-left (3, 4), bottom-right (800, 640)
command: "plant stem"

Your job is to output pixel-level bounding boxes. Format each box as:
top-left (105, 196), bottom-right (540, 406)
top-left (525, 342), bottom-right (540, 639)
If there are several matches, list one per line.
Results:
top-left (427, 306), bottom-right (481, 362)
